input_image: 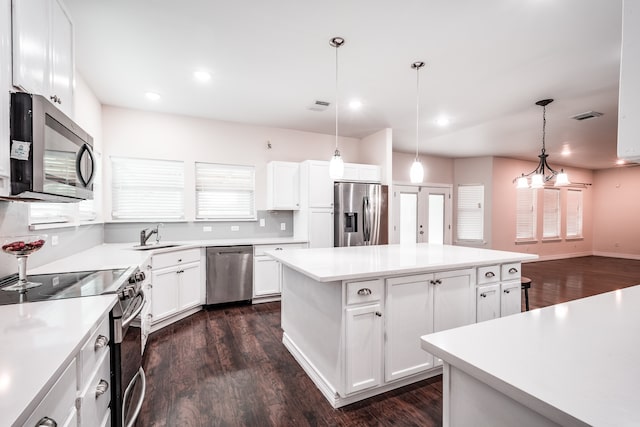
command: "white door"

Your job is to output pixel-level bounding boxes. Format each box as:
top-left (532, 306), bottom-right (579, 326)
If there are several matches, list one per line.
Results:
top-left (151, 268), bottom-right (180, 321)
top-left (476, 284), bottom-right (500, 322)
top-left (345, 303), bottom-right (383, 394)
top-left (308, 161), bottom-right (333, 208)
top-left (253, 256), bottom-right (280, 296)
top-left (309, 209), bottom-right (333, 248)
top-left (178, 262), bottom-right (202, 310)
top-left (385, 274), bottom-right (434, 381)
top-left (50, 0), bottom-right (73, 116)
top-left (500, 281), bottom-right (522, 317)
top-left (392, 185), bottom-right (452, 244)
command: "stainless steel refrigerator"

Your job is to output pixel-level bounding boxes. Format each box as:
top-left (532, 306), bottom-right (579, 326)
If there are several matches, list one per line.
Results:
top-left (334, 182), bottom-right (388, 247)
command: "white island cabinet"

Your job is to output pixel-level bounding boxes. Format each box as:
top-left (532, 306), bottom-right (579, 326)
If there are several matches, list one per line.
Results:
top-left (268, 243), bottom-right (536, 408)
top-left (422, 285), bottom-right (640, 427)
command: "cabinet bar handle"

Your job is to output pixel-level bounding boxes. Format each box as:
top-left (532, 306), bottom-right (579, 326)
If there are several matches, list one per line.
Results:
top-left (485, 271), bottom-right (495, 278)
top-left (94, 334), bottom-right (109, 351)
top-left (95, 379), bottom-right (109, 398)
top-left (36, 417), bottom-right (57, 427)
top-left (509, 267), bottom-right (518, 274)
top-left (357, 288), bottom-right (372, 295)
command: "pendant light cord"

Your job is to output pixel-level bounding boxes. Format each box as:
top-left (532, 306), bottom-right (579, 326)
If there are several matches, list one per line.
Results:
top-left (415, 65), bottom-right (420, 160)
top-left (541, 104), bottom-right (547, 154)
top-left (335, 43), bottom-right (339, 154)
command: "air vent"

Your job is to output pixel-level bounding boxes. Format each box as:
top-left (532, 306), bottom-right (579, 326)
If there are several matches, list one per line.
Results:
top-left (570, 111), bottom-right (604, 121)
top-left (308, 100), bottom-right (330, 112)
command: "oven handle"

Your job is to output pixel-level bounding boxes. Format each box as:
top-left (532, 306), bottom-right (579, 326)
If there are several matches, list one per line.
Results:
top-left (122, 290), bottom-right (145, 329)
top-left (123, 366), bottom-right (146, 427)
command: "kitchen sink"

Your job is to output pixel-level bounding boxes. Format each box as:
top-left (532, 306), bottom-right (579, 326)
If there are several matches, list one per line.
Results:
top-left (131, 243), bottom-right (181, 251)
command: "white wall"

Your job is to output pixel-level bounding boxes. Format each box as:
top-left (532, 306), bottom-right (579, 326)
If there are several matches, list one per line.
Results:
top-left (101, 106), bottom-right (362, 220)
top-left (359, 128), bottom-right (393, 185)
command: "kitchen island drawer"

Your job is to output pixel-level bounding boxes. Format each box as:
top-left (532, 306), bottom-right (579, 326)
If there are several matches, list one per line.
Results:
top-left (346, 279), bottom-right (383, 305)
top-left (23, 359), bottom-right (76, 427)
top-left (477, 265), bottom-right (500, 285)
top-left (501, 263), bottom-right (522, 281)
top-left (77, 316), bottom-right (110, 387)
top-left (152, 248), bottom-right (201, 269)
top-left (255, 243), bottom-right (307, 256)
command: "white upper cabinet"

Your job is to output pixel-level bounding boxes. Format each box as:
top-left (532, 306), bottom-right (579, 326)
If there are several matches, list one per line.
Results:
top-left (302, 160), bottom-right (333, 209)
top-left (338, 163), bottom-right (382, 183)
top-left (0, 0), bottom-right (10, 195)
top-left (12, 0), bottom-right (74, 117)
top-left (618, 0), bottom-right (640, 161)
top-left (266, 161), bottom-right (300, 210)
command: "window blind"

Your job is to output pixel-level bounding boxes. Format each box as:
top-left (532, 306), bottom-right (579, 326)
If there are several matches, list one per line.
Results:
top-left (111, 156), bottom-right (185, 220)
top-left (29, 203), bottom-right (77, 225)
top-left (516, 188), bottom-right (537, 240)
top-left (456, 185), bottom-right (484, 241)
top-left (42, 150), bottom-right (76, 197)
top-left (195, 162), bottom-right (256, 220)
top-left (566, 189), bottom-right (583, 238)
top-left (543, 188), bottom-right (560, 239)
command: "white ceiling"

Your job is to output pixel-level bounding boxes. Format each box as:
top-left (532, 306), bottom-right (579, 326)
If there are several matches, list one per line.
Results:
top-left (65, 0), bottom-right (624, 170)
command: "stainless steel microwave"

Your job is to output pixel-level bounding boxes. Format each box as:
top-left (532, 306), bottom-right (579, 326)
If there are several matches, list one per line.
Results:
top-left (5, 92), bottom-right (95, 202)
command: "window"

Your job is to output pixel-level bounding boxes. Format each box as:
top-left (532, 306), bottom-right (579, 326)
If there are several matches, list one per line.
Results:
top-left (195, 162), bottom-right (256, 220)
top-left (516, 188), bottom-right (537, 240)
top-left (566, 189), bottom-right (583, 238)
top-left (456, 184), bottom-right (484, 241)
top-left (111, 156), bottom-right (184, 220)
top-left (29, 203), bottom-right (78, 225)
top-left (543, 188), bottom-right (560, 239)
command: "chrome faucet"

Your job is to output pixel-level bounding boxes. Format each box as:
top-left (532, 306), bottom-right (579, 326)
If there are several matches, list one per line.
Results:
top-left (139, 224), bottom-right (162, 246)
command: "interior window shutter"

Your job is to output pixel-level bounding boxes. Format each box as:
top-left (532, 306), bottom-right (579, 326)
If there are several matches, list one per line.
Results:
top-left (566, 190), bottom-right (583, 238)
top-left (516, 188), bottom-right (537, 240)
top-left (543, 188), bottom-right (560, 239)
top-left (195, 162), bottom-right (256, 220)
top-left (111, 156), bottom-right (185, 220)
top-left (456, 185), bottom-right (484, 241)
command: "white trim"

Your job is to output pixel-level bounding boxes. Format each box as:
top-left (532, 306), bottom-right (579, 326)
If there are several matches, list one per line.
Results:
top-left (525, 251), bottom-right (593, 262)
top-left (592, 251), bottom-right (640, 261)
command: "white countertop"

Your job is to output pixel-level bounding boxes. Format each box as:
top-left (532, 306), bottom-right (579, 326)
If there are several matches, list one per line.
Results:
top-left (29, 237), bottom-right (307, 275)
top-left (267, 243), bottom-right (538, 282)
top-left (0, 295), bottom-right (117, 426)
top-left (421, 285), bottom-right (640, 426)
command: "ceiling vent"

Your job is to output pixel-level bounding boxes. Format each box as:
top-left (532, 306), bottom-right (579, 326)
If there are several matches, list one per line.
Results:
top-left (308, 100), bottom-right (330, 112)
top-left (570, 111), bottom-right (604, 121)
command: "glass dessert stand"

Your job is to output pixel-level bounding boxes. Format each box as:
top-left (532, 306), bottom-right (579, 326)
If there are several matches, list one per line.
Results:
top-left (1, 235), bottom-right (47, 291)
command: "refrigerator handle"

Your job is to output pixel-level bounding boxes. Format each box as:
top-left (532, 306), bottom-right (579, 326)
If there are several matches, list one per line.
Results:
top-left (363, 196), bottom-right (371, 243)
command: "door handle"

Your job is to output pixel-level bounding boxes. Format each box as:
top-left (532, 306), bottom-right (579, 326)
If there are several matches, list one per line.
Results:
top-left (75, 143), bottom-right (96, 187)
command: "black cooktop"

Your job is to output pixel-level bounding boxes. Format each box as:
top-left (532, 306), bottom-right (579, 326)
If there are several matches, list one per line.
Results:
top-left (0, 269), bottom-right (129, 305)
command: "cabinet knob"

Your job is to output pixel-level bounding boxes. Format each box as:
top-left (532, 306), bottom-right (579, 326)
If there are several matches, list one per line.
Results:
top-left (508, 267), bottom-right (518, 274)
top-left (275, 247), bottom-right (283, 251)
top-left (357, 288), bottom-right (372, 296)
top-left (485, 271), bottom-right (495, 278)
top-left (431, 279), bottom-right (442, 285)
top-left (504, 289), bottom-right (511, 294)
top-left (95, 379), bottom-right (109, 398)
top-left (480, 293), bottom-right (487, 298)
top-left (178, 259), bottom-right (182, 262)
top-left (36, 417), bottom-right (57, 427)
top-left (94, 334), bottom-right (109, 351)
top-left (375, 311), bottom-right (382, 317)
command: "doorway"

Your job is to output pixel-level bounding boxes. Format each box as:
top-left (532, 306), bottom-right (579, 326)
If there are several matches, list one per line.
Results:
top-left (392, 185), bottom-right (452, 244)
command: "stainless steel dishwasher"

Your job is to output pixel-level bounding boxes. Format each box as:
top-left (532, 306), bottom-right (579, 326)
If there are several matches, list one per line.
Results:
top-left (206, 246), bottom-right (253, 304)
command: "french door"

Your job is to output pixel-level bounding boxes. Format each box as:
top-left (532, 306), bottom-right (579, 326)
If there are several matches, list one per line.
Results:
top-left (392, 185), bottom-right (452, 244)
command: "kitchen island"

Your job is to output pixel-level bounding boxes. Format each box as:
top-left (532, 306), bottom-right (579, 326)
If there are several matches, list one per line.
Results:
top-left (267, 243), bottom-right (537, 407)
top-left (420, 285), bottom-right (640, 427)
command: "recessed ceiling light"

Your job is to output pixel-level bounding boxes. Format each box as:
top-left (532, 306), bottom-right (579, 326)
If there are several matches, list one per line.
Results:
top-left (193, 70), bottom-right (211, 82)
top-left (435, 116), bottom-right (450, 127)
top-left (145, 92), bottom-right (160, 101)
top-left (349, 99), bottom-right (362, 110)
top-left (616, 159), bottom-right (626, 165)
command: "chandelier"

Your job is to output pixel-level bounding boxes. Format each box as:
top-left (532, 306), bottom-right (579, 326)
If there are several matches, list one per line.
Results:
top-left (515, 99), bottom-right (570, 189)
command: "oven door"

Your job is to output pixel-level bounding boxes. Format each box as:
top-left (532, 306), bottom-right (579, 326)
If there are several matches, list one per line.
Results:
top-left (112, 291), bottom-right (147, 427)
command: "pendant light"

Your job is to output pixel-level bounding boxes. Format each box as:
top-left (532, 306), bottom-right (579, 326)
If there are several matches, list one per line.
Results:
top-left (329, 37), bottom-right (345, 180)
top-left (409, 61), bottom-right (425, 183)
top-left (513, 99), bottom-right (570, 188)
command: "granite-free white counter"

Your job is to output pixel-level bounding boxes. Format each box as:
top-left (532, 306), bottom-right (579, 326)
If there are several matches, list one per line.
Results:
top-left (0, 295), bottom-right (117, 427)
top-left (267, 243), bottom-right (538, 282)
top-left (29, 238), bottom-right (307, 275)
top-left (421, 285), bottom-right (640, 426)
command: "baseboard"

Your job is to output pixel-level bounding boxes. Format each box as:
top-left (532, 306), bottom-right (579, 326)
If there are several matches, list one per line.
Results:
top-left (525, 251), bottom-right (593, 262)
top-left (149, 306), bottom-right (202, 333)
top-left (252, 295), bottom-right (281, 304)
top-left (592, 251), bottom-right (640, 260)
top-left (282, 332), bottom-right (442, 408)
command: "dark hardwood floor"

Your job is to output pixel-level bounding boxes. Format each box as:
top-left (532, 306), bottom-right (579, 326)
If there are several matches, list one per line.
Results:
top-left (136, 256), bottom-right (640, 427)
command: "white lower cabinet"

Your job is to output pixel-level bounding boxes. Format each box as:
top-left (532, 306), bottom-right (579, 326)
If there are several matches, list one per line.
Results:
top-left (308, 209), bottom-right (334, 248)
top-left (476, 263), bottom-right (522, 322)
top-left (23, 359), bottom-right (77, 427)
top-left (345, 302), bottom-right (383, 394)
top-left (500, 280), bottom-right (522, 317)
top-left (252, 243), bottom-right (308, 301)
top-left (385, 274), bottom-right (434, 382)
top-left (149, 248), bottom-right (203, 330)
top-left (477, 284), bottom-right (500, 322)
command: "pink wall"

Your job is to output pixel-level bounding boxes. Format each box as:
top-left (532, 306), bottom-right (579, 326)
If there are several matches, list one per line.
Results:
top-left (491, 157), bottom-right (594, 260)
top-left (359, 129), bottom-right (393, 185)
top-left (592, 167), bottom-right (640, 258)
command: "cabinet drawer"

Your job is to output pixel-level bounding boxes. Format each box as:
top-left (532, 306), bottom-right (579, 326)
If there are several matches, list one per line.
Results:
top-left (501, 263), bottom-right (522, 281)
top-left (346, 279), bottom-right (383, 305)
top-left (254, 243), bottom-right (307, 256)
top-left (78, 350), bottom-right (111, 427)
top-left (78, 316), bottom-right (110, 387)
top-left (477, 265), bottom-right (500, 285)
top-left (152, 248), bottom-right (200, 269)
top-left (24, 359), bottom-right (77, 427)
